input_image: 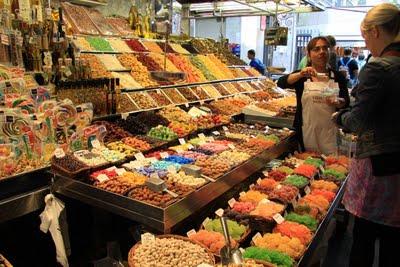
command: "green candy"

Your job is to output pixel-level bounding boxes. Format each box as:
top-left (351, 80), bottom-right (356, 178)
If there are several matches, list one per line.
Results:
top-left (243, 247), bottom-right (294, 267)
top-left (304, 157), bottom-right (324, 168)
top-left (323, 169), bottom-right (346, 180)
top-left (282, 175), bottom-right (308, 188)
top-left (204, 218), bottom-right (246, 240)
top-left (285, 212), bottom-right (318, 231)
top-left (86, 37), bottom-right (113, 52)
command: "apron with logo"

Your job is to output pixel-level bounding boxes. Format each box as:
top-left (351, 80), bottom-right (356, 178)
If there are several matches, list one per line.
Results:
top-left (301, 73), bottom-right (338, 155)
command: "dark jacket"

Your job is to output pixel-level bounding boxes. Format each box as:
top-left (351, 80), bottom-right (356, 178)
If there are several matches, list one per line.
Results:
top-left (277, 69), bottom-right (350, 150)
top-left (337, 42), bottom-right (400, 161)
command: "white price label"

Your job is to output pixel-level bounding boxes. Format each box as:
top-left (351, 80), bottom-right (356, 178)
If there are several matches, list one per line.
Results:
top-left (228, 144), bottom-right (235, 150)
top-left (264, 126), bottom-right (270, 133)
top-left (185, 103), bottom-right (189, 108)
top-left (106, 166), bottom-right (117, 171)
top-left (199, 100), bottom-right (205, 105)
top-left (239, 248), bottom-right (245, 254)
top-left (215, 208), bottom-right (224, 217)
top-left (321, 154), bottom-right (327, 160)
top-left (167, 165), bottom-right (176, 174)
top-left (141, 233), bottom-right (155, 245)
top-left (319, 165), bottom-right (325, 173)
top-left (249, 125), bottom-right (255, 129)
top-left (305, 186), bottom-right (311, 195)
top-left (252, 232), bottom-right (262, 243)
top-left (54, 148), bottom-right (65, 158)
top-left (212, 131), bottom-right (220, 136)
top-left (116, 168), bottom-right (126, 176)
top-left (150, 172), bottom-right (160, 180)
top-left (262, 170), bottom-right (269, 177)
top-left (250, 135), bottom-right (256, 138)
top-left (273, 213), bottom-right (285, 224)
top-left (260, 199), bottom-right (270, 204)
top-left (297, 193), bottom-right (302, 200)
top-left (202, 217), bottom-right (210, 227)
top-left (187, 229), bottom-right (196, 237)
top-left (257, 178), bottom-right (262, 185)
top-left (277, 184), bottom-right (282, 190)
top-left (239, 192), bottom-right (245, 197)
top-left (97, 174), bottom-right (109, 183)
top-left (198, 133), bottom-right (206, 139)
top-left (160, 152), bottom-right (169, 159)
top-left (228, 198), bottom-right (236, 208)
top-left (188, 144), bottom-right (194, 150)
top-left (249, 184), bottom-right (255, 189)
top-left (121, 113), bottom-right (129, 120)
top-left (222, 126), bottom-right (229, 132)
top-left (179, 138), bottom-right (186, 145)
top-left (91, 139), bottom-right (101, 148)
top-left (134, 152), bottom-right (145, 161)
top-left (291, 199), bottom-right (298, 208)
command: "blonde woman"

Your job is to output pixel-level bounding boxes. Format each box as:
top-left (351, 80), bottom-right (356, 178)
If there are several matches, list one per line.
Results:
top-left (333, 3), bottom-right (400, 266)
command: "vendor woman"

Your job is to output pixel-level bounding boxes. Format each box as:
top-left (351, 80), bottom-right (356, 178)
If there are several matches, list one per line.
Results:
top-left (277, 36), bottom-right (350, 154)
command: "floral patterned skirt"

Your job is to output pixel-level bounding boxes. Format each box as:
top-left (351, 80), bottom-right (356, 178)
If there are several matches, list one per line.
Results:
top-left (343, 157), bottom-right (400, 227)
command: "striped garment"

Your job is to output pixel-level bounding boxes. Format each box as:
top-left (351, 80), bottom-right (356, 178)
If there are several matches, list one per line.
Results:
top-left (343, 157), bottom-right (400, 227)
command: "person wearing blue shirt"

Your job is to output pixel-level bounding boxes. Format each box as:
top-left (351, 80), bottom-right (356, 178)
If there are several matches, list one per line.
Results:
top-left (247, 49), bottom-right (265, 75)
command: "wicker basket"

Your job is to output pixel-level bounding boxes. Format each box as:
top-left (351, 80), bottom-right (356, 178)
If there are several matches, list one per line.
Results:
top-left (128, 234), bottom-right (215, 267)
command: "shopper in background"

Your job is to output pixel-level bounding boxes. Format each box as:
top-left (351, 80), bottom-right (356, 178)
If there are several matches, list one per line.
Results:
top-left (277, 36), bottom-right (349, 154)
top-left (333, 3), bottom-right (400, 266)
top-left (247, 49), bottom-right (265, 75)
top-left (338, 48), bottom-right (359, 87)
top-left (326, 35), bottom-right (339, 70)
top-left (357, 53), bottom-right (367, 70)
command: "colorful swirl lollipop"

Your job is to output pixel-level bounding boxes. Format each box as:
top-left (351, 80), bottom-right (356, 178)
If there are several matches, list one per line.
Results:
top-left (2, 115), bottom-right (31, 139)
top-left (39, 100), bottom-right (57, 118)
top-left (54, 103), bottom-right (77, 128)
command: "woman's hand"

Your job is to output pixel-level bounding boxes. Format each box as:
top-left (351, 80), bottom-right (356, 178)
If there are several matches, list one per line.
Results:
top-left (327, 97), bottom-right (346, 108)
top-left (300, 67), bottom-right (317, 78)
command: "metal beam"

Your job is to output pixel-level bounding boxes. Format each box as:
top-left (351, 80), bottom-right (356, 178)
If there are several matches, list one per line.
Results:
top-left (230, 0), bottom-right (275, 15)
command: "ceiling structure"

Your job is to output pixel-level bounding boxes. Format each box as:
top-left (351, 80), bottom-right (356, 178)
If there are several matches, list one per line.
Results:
top-left (177, 0), bottom-right (332, 18)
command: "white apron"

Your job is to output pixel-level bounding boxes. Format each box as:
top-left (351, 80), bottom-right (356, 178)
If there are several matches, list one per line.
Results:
top-left (302, 76), bottom-right (338, 155)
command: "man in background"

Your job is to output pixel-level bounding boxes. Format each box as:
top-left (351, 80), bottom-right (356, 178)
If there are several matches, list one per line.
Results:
top-left (326, 35), bottom-right (338, 71)
top-left (338, 48), bottom-right (359, 87)
top-left (247, 49), bottom-right (266, 75)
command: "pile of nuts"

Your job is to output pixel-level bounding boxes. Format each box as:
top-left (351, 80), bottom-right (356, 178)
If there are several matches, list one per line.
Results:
top-left (129, 92), bottom-right (157, 109)
top-left (94, 179), bottom-right (134, 195)
top-left (130, 237), bottom-right (214, 267)
top-left (158, 107), bottom-right (192, 123)
top-left (117, 54), bottom-right (158, 88)
top-left (128, 186), bottom-right (176, 207)
top-left (177, 87), bottom-right (199, 101)
top-left (52, 154), bottom-right (88, 173)
top-left (191, 86), bottom-right (210, 100)
top-left (147, 90), bottom-right (172, 106)
top-left (80, 54), bottom-right (110, 79)
top-left (163, 89), bottom-right (187, 104)
top-left (117, 94), bottom-right (138, 113)
top-left (195, 156), bottom-right (231, 179)
top-left (166, 171), bottom-right (206, 188)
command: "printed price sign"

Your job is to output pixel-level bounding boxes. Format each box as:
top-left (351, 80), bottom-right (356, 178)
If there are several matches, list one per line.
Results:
top-left (215, 209), bottom-right (224, 217)
top-left (97, 174), bottom-right (109, 183)
top-left (179, 138), bottom-right (186, 145)
top-left (187, 229), bottom-right (196, 237)
top-left (212, 131), bottom-right (220, 136)
top-left (54, 148), bottom-right (65, 158)
top-left (273, 213), bottom-right (285, 224)
top-left (141, 233), bottom-right (155, 245)
top-left (134, 152), bottom-right (145, 161)
top-left (228, 198), bottom-right (236, 208)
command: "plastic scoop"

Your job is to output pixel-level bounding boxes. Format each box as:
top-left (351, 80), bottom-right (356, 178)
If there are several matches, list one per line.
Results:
top-left (146, 174), bottom-right (178, 197)
top-left (182, 164), bottom-right (215, 182)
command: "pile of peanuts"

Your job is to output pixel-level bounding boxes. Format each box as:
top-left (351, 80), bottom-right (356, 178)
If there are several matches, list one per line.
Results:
top-left (195, 156), bottom-right (231, 179)
top-left (131, 237), bottom-right (213, 267)
top-left (117, 54), bottom-right (158, 88)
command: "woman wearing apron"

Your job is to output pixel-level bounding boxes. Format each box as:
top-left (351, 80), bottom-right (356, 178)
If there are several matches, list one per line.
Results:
top-left (278, 36), bottom-right (350, 155)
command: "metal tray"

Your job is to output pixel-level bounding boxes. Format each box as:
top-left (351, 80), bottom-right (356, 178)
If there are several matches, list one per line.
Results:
top-left (53, 134), bottom-right (296, 233)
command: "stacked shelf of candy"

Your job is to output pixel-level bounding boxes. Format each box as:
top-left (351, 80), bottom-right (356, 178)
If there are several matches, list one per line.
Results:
top-left (172, 151), bottom-right (349, 267)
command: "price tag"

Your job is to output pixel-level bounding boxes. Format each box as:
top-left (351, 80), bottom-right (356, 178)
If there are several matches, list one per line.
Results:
top-left (297, 193), bottom-right (302, 200)
top-left (228, 198), bottom-right (236, 208)
top-left (215, 208), bottom-right (224, 217)
top-left (257, 178), bottom-right (262, 185)
top-left (91, 139), bottom-right (101, 148)
top-left (319, 165), bottom-right (325, 173)
top-left (250, 135), bottom-right (256, 138)
top-left (260, 199), bottom-right (270, 204)
top-left (167, 165), bottom-right (176, 174)
top-left (187, 144), bottom-right (194, 150)
top-left (179, 138), bottom-right (186, 145)
top-left (198, 133), bottom-right (206, 139)
top-left (262, 170), bottom-right (269, 177)
top-left (228, 144), bottom-right (235, 150)
top-left (199, 100), bottom-right (205, 105)
top-left (222, 126), bottom-right (229, 132)
top-left (273, 213), bottom-right (285, 224)
top-left (305, 186), bottom-right (311, 195)
top-left (249, 125), bottom-right (255, 129)
top-left (239, 248), bottom-right (245, 254)
top-left (54, 148), bottom-right (65, 158)
top-left (264, 126), bottom-right (270, 133)
top-left (106, 166), bottom-right (117, 171)
top-left (116, 168), bottom-right (126, 176)
top-left (239, 192), bottom-right (245, 197)
top-left (160, 152), bottom-right (169, 159)
top-left (134, 152), bottom-right (145, 161)
top-left (141, 233), bottom-right (155, 245)
top-left (291, 198), bottom-right (298, 208)
top-left (321, 154), bottom-right (327, 160)
top-left (212, 131), bottom-right (220, 136)
top-left (277, 184), bottom-right (282, 190)
top-left (202, 217), bottom-right (210, 227)
top-left (187, 229), bottom-right (196, 238)
top-left (252, 232), bottom-right (262, 243)
top-left (97, 174), bottom-right (109, 183)
top-left (249, 184), bottom-right (255, 189)
top-left (121, 113), bottom-right (129, 120)
top-left (184, 103), bottom-right (189, 108)
top-left (284, 210), bottom-right (288, 217)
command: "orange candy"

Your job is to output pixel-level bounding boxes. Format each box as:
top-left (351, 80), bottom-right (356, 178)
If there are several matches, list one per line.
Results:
top-left (274, 221), bottom-right (313, 245)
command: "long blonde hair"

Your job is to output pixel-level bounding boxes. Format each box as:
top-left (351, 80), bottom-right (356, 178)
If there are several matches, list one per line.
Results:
top-left (361, 3), bottom-right (400, 42)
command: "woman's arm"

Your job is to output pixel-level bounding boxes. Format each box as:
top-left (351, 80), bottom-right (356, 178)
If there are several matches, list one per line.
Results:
top-left (278, 67), bottom-right (315, 89)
